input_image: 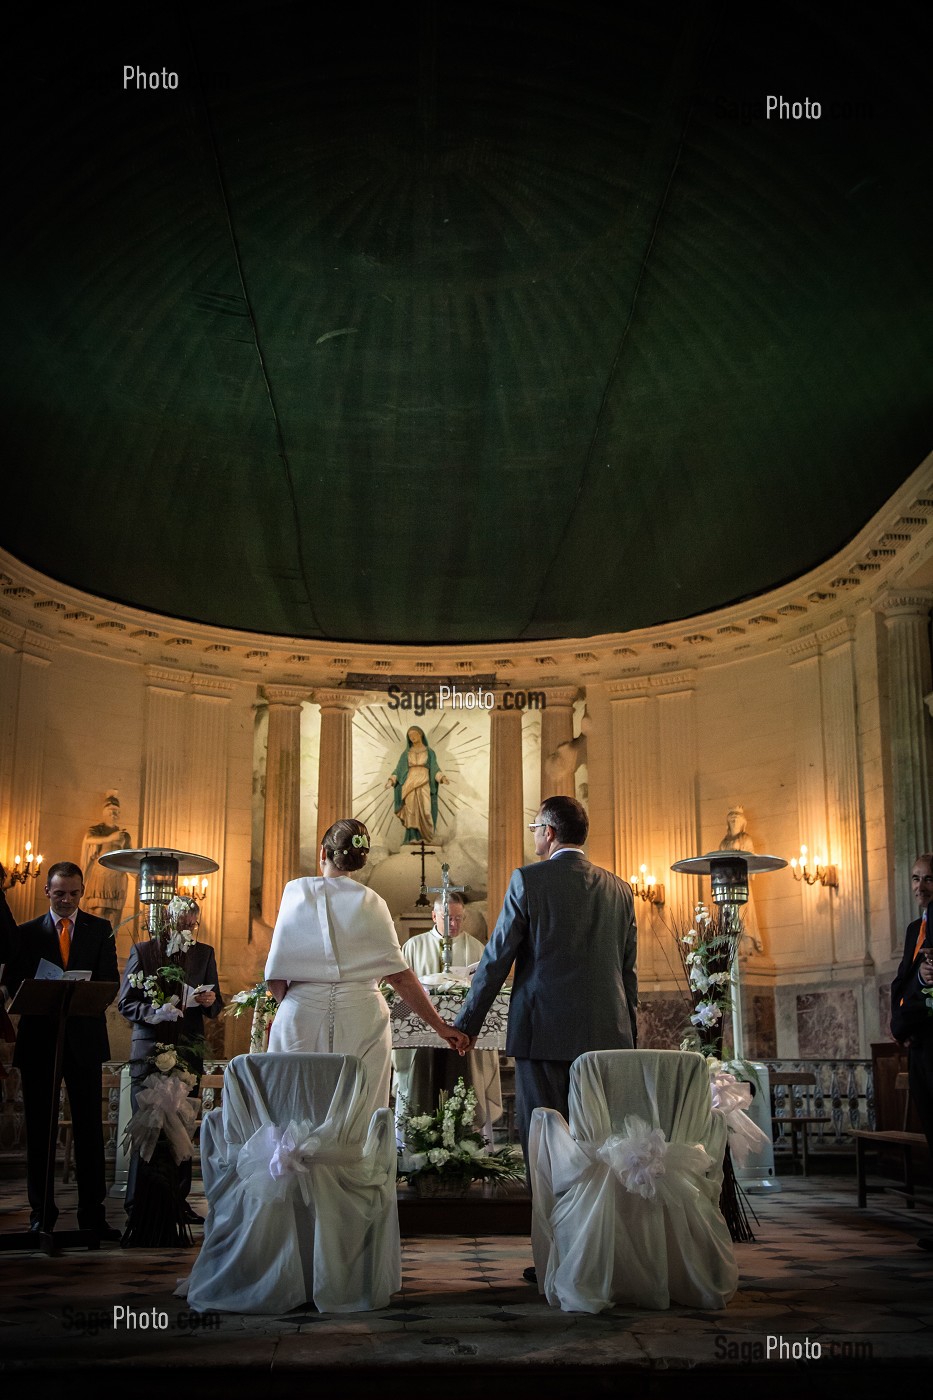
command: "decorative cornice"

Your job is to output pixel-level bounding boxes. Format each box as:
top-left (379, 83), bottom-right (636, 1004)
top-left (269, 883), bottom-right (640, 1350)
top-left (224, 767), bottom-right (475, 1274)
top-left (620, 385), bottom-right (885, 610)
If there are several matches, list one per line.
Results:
top-left (0, 457), bottom-right (928, 688)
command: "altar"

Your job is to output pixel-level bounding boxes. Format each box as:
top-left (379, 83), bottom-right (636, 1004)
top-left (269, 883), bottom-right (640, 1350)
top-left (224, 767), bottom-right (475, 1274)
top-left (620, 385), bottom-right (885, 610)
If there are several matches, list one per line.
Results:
top-left (389, 987), bottom-right (510, 1049)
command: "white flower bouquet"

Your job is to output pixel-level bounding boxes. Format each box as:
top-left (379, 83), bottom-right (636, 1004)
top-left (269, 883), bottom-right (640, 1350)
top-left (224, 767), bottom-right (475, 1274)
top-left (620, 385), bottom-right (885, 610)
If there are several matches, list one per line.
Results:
top-left (398, 1077), bottom-right (523, 1192)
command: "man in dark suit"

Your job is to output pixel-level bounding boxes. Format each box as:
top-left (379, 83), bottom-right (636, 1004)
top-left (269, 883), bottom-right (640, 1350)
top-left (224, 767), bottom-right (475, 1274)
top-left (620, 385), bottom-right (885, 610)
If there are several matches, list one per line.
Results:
top-left (455, 794), bottom-right (638, 1171)
top-left (891, 851), bottom-right (933, 1249)
top-left (11, 860), bottom-right (120, 1238)
top-left (118, 896), bottom-right (223, 1221)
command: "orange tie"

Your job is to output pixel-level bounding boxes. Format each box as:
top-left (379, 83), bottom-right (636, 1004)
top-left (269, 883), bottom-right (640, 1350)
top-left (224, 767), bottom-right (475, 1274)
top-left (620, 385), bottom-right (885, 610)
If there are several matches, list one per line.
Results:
top-left (901, 910), bottom-right (928, 1006)
top-left (58, 918), bottom-right (71, 969)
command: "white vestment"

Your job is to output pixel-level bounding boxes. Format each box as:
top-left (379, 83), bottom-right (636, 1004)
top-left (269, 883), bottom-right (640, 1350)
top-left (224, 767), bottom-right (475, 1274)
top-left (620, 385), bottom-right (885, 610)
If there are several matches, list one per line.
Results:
top-left (265, 877), bottom-right (407, 1122)
top-left (395, 928), bottom-right (502, 1141)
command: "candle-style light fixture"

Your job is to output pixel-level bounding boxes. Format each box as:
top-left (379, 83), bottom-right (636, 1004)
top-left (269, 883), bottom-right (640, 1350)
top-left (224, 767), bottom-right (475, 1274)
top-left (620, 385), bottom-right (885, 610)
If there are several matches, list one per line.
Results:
top-left (99, 847), bottom-right (218, 933)
top-left (789, 845), bottom-right (837, 888)
top-left (1, 840), bottom-right (44, 890)
top-left (629, 864), bottom-right (665, 905)
top-left (179, 876), bottom-right (210, 902)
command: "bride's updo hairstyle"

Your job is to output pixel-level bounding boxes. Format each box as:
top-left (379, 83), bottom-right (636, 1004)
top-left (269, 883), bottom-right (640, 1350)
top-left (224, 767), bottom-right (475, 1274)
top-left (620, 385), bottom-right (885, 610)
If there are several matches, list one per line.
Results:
top-left (322, 818), bottom-right (371, 873)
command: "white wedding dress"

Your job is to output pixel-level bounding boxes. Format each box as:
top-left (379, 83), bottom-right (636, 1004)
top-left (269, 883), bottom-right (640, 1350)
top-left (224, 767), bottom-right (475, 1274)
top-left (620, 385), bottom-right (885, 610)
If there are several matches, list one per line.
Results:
top-left (265, 876), bottom-right (407, 1122)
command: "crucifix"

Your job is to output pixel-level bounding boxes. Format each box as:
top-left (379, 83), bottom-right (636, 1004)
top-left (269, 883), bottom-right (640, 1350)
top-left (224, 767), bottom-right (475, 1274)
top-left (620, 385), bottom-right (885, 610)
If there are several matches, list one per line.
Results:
top-left (423, 863), bottom-right (468, 972)
top-left (409, 839), bottom-right (437, 907)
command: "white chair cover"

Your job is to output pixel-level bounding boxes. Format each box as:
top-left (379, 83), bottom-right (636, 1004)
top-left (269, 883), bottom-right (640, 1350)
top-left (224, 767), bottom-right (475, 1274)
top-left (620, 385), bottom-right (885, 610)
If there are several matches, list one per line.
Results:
top-left (529, 1050), bottom-right (738, 1313)
top-left (178, 1053), bottom-right (400, 1314)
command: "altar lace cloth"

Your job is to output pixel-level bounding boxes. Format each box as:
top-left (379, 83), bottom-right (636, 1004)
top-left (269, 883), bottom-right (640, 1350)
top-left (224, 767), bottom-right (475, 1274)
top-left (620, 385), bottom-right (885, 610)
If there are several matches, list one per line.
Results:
top-left (529, 1050), bottom-right (738, 1313)
top-left (177, 1052), bottom-right (399, 1314)
top-left (389, 986), bottom-right (510, 1048)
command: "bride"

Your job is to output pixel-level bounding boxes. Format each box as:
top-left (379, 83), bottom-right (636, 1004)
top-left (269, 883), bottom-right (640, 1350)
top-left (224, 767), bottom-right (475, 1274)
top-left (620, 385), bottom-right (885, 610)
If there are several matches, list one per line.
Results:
top-left (265, 818), bottom-right (467, 1119)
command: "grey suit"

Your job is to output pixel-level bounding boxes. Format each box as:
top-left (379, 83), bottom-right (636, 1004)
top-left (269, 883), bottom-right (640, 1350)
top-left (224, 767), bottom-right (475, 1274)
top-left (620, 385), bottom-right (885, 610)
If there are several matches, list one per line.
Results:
top-left (454, 850), bottom-right (637, 1159)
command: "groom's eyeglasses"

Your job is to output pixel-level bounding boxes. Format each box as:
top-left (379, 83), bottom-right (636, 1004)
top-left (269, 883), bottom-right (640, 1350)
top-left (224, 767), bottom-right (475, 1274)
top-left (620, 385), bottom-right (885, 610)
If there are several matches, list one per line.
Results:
top-left (528, 822), bottom-right (547, 831)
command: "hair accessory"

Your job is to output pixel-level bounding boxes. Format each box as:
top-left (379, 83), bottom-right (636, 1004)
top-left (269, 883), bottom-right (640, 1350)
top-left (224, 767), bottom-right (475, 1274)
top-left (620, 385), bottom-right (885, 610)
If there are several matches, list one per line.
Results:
top-left (352, 833), bottom-right (370, 850)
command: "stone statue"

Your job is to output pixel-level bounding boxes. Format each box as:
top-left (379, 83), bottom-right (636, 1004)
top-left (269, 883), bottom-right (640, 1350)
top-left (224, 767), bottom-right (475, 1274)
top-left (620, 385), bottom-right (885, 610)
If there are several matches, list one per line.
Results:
top-left (720, 805), bottom-right (755, 854)
top-left (385, 726), bottom-right (449, 844)
top-left (719, 805), bottom-right (763, 956)
top-left (80, 792), bottom-right (132, 930)
top-left (543, 708), bottom-right (590, 798)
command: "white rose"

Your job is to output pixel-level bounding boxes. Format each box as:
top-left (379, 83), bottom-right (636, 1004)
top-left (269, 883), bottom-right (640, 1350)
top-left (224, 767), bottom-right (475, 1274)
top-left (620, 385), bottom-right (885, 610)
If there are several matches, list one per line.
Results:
top-left (427, 1148), bottom-right (450, 1166)
top-left (154, 1051), bottom-right (176, 1073)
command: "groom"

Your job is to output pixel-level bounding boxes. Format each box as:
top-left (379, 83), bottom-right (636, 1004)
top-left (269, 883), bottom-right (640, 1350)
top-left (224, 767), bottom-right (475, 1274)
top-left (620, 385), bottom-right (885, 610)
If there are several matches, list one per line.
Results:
top-left (454, 796), bottom-right (638, 1170)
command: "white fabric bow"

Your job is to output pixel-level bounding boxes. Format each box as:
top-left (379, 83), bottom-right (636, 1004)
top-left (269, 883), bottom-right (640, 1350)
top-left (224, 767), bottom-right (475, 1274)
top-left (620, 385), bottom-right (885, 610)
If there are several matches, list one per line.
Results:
top-left (123, 1072), bottom-right (200, 1164)
top-left (596, 1116), bottom-right (669, 1198)
top-left (709, 1071), bottom-right (770, 1166)
top-left (591, 1114), bottom-right (713, 1205)
top-left (237, 1120), bottom-right (364, 1205)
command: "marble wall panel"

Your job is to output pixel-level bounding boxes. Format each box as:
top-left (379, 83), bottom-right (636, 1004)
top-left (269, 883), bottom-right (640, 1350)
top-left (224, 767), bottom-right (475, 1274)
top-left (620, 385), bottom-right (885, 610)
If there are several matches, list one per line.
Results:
top-left (796, 989), bottom-right (859, 1058)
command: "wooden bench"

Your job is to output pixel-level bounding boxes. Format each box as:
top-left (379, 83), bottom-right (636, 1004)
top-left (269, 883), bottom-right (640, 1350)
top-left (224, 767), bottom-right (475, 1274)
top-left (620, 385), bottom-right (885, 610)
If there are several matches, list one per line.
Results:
top-left (770, 1071), bottom-right (831, 1176)
top-left (854, 1072), bottom-right (928, 1207)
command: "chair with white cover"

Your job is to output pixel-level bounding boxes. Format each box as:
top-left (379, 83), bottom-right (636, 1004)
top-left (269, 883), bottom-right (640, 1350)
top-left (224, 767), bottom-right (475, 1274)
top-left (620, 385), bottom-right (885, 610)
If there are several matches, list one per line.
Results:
top-left (179, 1053), bottom-right (400, 1314)
top-left (528, 1049), bottom-right (738, 1313)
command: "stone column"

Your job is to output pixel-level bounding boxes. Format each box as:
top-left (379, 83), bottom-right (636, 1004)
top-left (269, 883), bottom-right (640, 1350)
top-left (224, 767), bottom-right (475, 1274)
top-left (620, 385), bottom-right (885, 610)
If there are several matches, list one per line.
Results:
top-left (188, 679), bottom-right (233, 959)
top-left (314, 690), bottom-right (357, 855)
top-left (539, 687), bottom-right (577, 797)
top-left (879, 591), bottom-right (933, 936)
top-left (609, 681), bottom-right (657, 978)
top-left (787, 638), bottom-right (833, 972)
top-left (821, 622), bottom-right (869, 969)
top-left (141, 668), bottom-right (189, 850)
top-left (655, 673), bottom-right (699, 919)
top-left (261, 685), bottom-right (306, 928)
top-left (487, 700), bottom-right (524, 921)
top-left (1, 638), bottom-right (51, 922)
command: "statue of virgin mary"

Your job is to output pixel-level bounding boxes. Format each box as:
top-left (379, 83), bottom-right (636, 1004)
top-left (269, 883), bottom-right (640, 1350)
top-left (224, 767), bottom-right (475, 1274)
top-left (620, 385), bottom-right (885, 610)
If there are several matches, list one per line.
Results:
top-left (385, 726), bottom-right (448, 844)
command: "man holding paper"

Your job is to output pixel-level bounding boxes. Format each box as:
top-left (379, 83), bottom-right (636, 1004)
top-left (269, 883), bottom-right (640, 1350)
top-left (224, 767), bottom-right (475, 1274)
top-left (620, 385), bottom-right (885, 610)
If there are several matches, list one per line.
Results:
top-left (10, 860), bottom-right (120, 1239)
top-left (118, 895), bottom-right (222, 1222)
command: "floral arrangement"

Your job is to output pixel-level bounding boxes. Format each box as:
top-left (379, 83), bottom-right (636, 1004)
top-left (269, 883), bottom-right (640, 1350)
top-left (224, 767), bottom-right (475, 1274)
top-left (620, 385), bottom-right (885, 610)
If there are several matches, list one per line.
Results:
top-left (669, 902), bottom-right (740, 1059)
top-left (122, 1038), bottom-right (205, 1166)
top-left (227, 979), bottom-right (279, 1051)
top-left (398, 1077), bottom-right (523, 1191)
top-left (227, 980), bottom-right (279, 1020)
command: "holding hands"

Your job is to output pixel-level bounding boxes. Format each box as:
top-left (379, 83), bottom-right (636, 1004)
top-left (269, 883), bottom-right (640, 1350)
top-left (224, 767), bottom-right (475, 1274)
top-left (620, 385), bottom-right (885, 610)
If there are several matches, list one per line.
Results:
top-left (439, 1025), bottom-right (470, 1055)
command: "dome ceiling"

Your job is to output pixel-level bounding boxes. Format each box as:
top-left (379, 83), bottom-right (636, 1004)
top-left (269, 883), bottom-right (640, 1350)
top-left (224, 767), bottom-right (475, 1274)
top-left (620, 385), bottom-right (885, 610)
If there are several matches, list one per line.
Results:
top-left (2, 2), bottom-right (931, 644)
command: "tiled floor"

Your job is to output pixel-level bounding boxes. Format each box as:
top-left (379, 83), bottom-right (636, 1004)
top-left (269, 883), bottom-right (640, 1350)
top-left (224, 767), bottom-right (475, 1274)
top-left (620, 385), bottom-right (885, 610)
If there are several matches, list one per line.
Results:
top-left (1, 1172), bottom-right (931, 1393)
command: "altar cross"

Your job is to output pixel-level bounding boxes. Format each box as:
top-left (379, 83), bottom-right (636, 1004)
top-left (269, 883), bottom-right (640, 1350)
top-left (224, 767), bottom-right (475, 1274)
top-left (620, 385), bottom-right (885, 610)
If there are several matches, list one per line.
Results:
top-left (422, 863), bottom-right (468, 972)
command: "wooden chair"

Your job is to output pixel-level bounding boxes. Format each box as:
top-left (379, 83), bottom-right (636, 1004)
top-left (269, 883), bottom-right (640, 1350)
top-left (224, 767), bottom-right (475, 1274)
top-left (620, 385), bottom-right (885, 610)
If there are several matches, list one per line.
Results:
top-left (853, 1072), bottom-right (929, 1207)
top-left (61, 1070), bottom-right (122, 1183)
top-left (770, 1071), bottom-right (830, 1175)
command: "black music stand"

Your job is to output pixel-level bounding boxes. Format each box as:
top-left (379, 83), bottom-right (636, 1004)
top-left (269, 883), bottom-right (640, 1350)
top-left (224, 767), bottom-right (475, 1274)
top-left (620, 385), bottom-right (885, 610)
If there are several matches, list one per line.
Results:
top-left (0, 977), bottom-right (118, 1255)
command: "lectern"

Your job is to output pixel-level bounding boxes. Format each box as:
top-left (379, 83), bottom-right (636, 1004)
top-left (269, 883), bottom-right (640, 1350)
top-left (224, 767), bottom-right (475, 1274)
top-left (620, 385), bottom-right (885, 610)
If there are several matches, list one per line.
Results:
top-left (0, 977), bottom-right (118, 1255)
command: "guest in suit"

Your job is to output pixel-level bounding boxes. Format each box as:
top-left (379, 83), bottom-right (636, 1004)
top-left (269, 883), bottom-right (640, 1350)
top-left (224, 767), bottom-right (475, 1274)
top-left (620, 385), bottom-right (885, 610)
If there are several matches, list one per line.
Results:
top-left (891, 851), bottom-right (933, 1251)
top-left (118, 894), bottom-right (223, 1221)
top-left (454, 795), bottom-right (638, 1170)
top-left (10, 860), bottom-right (120, 1238)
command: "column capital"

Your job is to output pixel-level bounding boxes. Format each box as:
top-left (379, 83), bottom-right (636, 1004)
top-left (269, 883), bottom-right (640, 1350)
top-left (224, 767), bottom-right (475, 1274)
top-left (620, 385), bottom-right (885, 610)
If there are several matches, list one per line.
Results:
top-left (312, 687), bottom-right (362, 711)
top-left (540, 686), bottom-right (579, 709)
top-left (263, 683), bottom-right (309, 707)
top-left (875, 589), bottom-right (933, 622)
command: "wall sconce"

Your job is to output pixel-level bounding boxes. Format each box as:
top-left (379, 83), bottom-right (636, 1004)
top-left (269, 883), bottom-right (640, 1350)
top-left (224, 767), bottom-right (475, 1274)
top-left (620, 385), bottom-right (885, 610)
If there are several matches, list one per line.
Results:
top-left (629, 864), bottom-right (665, 905)
top-left (179, 876), bottom-right (210, 902)
top-left (2, 841), bottom-right (44, 890)
top-left (790, 845), bottom-right (838, 888)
